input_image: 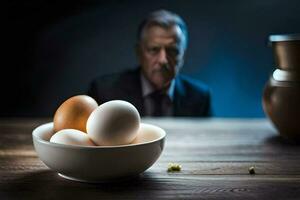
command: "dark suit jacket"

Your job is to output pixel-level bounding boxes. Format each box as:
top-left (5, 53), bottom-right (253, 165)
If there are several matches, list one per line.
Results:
top-left (88, 68), bottom-right (212, 117)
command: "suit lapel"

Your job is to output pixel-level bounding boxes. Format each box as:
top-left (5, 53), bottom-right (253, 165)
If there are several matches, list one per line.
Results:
top-left (173, 76), bottom-right (186, 116)
top-left (119, 68), bottom-right (145, 116)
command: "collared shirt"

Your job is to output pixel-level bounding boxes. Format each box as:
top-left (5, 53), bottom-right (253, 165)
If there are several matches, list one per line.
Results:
top-left (140, 73), bottom-right (175, 116)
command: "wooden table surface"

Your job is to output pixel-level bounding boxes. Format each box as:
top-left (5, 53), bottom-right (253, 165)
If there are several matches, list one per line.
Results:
top-left (1, 118), bottom-right (300, 200)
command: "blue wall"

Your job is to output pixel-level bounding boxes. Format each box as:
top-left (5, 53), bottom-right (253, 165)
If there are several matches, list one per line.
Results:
top-left (3, 0), bottom-right (300, 117)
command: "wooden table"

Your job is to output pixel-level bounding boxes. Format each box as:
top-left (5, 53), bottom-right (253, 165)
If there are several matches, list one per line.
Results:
top-left (1, 118), bottom-right (300, 199)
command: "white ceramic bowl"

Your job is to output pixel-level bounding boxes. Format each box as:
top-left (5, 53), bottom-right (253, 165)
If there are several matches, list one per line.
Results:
top-left (32, 122), bottom-right (165, 182)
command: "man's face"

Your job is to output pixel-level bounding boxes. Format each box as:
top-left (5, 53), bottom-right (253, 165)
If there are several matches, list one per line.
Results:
top-left (137, 25), bottom-right (186, 90)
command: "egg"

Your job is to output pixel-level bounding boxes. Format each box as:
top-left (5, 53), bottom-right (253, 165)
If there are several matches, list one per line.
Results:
top-left (131, 124), bottom-right (160, 144)
top-left (53, 95), bottom-right (98, 133)
top-left (50, 129), bottom-right (95, 146)
top-left (87, 100), bottom-right (140, 146)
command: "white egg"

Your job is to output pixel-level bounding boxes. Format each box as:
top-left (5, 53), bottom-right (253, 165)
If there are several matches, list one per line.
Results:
top-left (131, 123), bottom-right (162, 144)
top-left (86, 100), bottom-right (140, 146)
top-left (50, 129), bottom-right (95, 146)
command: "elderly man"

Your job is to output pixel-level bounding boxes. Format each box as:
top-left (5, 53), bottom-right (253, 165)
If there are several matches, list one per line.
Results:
top-left (88, 10), bottom-right (211, 117)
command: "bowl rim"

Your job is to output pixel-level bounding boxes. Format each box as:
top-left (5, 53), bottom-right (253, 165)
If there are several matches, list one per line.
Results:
top-left (32, 122), bottom-right (166, 149)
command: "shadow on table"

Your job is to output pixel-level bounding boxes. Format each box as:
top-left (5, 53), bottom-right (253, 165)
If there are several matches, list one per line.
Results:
top-left (1, 170), bottom-right (167, 199)
top-left (264, 134), bottom-right (300, 146)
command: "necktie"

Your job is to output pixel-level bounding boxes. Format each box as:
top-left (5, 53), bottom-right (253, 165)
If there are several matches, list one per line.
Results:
top-left (149, 91), bottom-right (168, 116)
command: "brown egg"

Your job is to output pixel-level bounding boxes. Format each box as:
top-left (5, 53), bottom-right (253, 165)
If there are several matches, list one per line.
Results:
top-left (53, 95), bottom-right (98, 133)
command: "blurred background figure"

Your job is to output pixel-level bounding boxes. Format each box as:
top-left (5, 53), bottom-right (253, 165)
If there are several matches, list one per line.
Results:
top-left (3, 1), bottom-right (300, 118)
top-left (88, 10), bottom-right (211, 117)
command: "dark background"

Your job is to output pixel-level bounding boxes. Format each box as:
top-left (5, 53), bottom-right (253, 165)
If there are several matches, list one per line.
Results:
top-left (3, 0), bottom-right (300, 118)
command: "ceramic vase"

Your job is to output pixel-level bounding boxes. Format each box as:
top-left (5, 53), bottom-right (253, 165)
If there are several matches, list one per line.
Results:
top-left (263, 34), bottom-right (300, 140)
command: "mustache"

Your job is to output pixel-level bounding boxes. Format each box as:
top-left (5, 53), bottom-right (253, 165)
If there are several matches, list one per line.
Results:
top-left (153, 64), bottom-right (171, 73)
top-left (162, 64), bottom-right (170, 71)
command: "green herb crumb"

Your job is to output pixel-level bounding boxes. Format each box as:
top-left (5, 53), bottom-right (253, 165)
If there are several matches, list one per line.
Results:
top-left (167, 163), bottom-right (181, 172)
top-left (248, 166), bottom-right (255, 175)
